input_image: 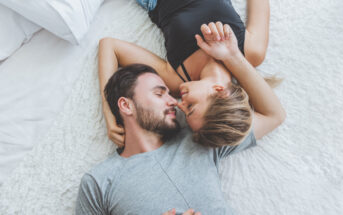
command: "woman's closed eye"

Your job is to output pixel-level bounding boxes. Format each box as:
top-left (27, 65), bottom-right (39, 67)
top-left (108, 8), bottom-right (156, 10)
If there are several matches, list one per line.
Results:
top-left (186, 104), bottom-right (196, 117)
top-left (187, 104), bottom-right (192, 110)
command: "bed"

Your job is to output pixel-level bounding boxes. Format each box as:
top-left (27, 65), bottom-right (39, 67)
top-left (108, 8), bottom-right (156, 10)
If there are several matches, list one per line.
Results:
top-left (0, 0), bottom-right (342, 214)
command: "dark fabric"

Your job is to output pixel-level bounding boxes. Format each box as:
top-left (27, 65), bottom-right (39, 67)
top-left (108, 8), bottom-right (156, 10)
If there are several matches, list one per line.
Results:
top-left (149, 0), bottom-right (246, 71)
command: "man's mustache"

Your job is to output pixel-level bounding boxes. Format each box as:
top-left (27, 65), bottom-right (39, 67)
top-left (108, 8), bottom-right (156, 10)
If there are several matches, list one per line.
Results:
top-left (164, 107), bottom-right (176, 115)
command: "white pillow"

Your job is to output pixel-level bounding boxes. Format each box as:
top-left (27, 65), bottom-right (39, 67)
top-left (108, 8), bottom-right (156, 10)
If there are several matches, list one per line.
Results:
top-left (0, 4), bottom-right (41, 61)
top-left (0, 0), bottom-right (104, 45)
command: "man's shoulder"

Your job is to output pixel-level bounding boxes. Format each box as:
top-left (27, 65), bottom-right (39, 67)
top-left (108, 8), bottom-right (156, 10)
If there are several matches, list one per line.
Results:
top-left (85, 153), bottom-right (123, 185)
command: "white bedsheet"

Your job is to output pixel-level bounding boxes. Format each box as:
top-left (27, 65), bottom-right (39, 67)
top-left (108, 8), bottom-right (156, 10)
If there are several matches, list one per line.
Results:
top-left (0, 0), bottom-right (126, 184)
top-left (0, 0), bottom-right (342, 214)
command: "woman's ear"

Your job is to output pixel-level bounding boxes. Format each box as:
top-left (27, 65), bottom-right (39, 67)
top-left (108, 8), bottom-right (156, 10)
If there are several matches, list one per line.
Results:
top-left (212, 85), bottom-right (230, 98)
top-left (118, 97), bottom-right (134, 116)
top-left (212, 84), bottom-right (224, 92)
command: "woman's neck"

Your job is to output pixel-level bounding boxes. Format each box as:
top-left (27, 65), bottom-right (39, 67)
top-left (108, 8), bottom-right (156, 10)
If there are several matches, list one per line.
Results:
top-left (200, 59), bottom-right (232, 87)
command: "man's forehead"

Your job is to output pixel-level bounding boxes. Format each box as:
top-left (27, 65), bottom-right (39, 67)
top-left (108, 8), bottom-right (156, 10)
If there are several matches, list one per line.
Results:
top-left (136, 73), bottom-right (167, 90)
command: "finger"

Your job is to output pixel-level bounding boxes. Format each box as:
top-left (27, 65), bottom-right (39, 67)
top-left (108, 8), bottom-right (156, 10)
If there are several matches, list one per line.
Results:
top-left (223, 24), bottom-right (233, 40)
top-left (194, 212), bottom-right (202, 215)
top-left (215, 21), bottom-right (224, 40)
top-left (111, 126), bottom-right (125, 134)
top-left (195, 34), bottom-right (211, 53)
top-left (162, 212), bottom-right (171, 215)
top-left (200, 24), bottom-right (213, 42)
top-left (177, 101), bottom-right (187, 115)
top-left (208, 22), bottom-right (220, 41)
top-left (109, 133), bottom-right (125, 147)
top-left (164, 211), bottom-right (173, 215)
top-left (109, 132), bottom-right (125, 142)
top-left (164, 208), bottom-right (175, 215)
top-left (183, 209), bottom-right (195, 215)
top-left (200, 24), bottom-right (211, 35)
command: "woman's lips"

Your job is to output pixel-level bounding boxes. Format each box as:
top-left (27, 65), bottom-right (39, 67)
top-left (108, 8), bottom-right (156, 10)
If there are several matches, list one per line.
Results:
top-left (180, 91), bottom-right (188, 97)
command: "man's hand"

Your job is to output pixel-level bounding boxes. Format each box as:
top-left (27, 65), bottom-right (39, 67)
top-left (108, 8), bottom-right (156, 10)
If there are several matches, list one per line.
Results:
top-left (107, 123), bottom-right (125, 147)
top-left (103, 101), bottom-right (125, 147)
top-left (195, 21), bottom-right (241, 61)
top-left (162, 208), bottom-right (201, 215)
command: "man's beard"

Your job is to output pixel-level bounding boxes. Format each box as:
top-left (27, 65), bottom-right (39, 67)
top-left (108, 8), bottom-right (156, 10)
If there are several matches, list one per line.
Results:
top-left (134, 101), bottom-right (180, 141)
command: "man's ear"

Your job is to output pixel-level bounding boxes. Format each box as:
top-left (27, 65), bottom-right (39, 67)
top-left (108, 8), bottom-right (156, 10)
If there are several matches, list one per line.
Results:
top-left (118, 97), bottom-right (134, 116)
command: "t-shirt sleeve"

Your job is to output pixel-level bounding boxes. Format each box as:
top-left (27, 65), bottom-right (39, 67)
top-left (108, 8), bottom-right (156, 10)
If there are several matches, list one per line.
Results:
top-left (213, 129), bottom-right (257, 162)
top-left (75, 173), bottom-right (106, 215)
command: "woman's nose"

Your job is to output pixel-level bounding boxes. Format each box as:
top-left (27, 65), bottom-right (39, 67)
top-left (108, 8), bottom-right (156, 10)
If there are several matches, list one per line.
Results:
top-left (176, 101), bottom-right (187, 113)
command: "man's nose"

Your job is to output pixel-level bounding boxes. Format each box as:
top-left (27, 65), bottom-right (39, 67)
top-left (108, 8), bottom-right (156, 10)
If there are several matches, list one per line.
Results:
top-left (166, 94), bottom-right (177, 106)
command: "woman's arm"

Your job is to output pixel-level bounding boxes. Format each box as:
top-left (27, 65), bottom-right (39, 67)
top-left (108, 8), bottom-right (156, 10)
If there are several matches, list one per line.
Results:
top-left (196, 23), bottom-right (286, 139)
top-left (244, 0), bottom-right (270, 67)
top-left (222, 50), bottom-right (286, 139)
top-left (98, 38), bottom-right (175, 145)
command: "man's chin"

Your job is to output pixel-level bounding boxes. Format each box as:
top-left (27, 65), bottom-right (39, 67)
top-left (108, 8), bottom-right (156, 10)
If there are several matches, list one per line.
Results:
top-left (166, 118), bottom-right (178, 128)
top-left (160, 120), bottom-right (180, 141)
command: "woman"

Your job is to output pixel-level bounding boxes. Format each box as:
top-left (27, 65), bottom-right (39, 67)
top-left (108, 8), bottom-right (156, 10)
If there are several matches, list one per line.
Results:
top-left (98, 0), bottom-right (285, 148)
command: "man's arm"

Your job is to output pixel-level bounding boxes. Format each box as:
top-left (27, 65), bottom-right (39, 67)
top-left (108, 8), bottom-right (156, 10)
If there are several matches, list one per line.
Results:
top-left (75, 174), bottom-right (106, 215)
top-left (196, 22), bottom-right (286, 139)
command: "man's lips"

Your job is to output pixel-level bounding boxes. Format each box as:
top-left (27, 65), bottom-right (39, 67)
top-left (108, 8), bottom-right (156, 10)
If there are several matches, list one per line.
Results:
top-left (165, 108), bottom-right (176, 117)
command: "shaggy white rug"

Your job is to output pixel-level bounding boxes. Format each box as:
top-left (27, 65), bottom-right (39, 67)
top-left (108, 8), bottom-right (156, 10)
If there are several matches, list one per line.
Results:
top-left (0, 0), bottom-right (342, 214)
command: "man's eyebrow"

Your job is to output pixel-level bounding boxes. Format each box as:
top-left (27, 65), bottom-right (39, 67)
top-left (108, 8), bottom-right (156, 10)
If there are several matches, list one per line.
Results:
top-left (152, 86), bottom-right (168, 92)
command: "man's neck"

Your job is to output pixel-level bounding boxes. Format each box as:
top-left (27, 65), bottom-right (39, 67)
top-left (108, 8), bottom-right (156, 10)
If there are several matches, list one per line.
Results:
top-left (120, 121), bottom-right (163, 158)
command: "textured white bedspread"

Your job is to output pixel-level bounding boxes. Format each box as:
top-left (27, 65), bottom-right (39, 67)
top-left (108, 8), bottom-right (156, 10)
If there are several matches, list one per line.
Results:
top-left (0, 0), bottom-right (120, 184)
top-left (0, 0), bottom-right (342, 214)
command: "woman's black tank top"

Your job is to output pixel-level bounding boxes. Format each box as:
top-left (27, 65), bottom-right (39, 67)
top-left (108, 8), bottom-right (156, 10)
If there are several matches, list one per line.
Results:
top-left (149, 0), bottom-right (246, 71)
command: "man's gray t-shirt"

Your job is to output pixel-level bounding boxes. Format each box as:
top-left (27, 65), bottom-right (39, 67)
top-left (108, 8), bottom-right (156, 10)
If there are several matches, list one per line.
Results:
top-left (75, 123), bottom-right (256, 214)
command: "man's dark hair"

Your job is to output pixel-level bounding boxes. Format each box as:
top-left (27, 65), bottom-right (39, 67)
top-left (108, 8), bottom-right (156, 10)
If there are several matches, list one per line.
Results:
top-left (104, 64), bottom-right (158, 126)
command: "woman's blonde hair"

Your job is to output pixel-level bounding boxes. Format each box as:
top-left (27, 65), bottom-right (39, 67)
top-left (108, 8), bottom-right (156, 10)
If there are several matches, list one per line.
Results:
top-left (193, 83), bottom-right (252, 147)
top-left (193, 75), bottom-right (281, 148)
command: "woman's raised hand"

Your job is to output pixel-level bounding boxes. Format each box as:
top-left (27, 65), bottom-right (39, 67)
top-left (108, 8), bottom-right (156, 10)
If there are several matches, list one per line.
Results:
top-left (195, 22), bottom-right (241, 61)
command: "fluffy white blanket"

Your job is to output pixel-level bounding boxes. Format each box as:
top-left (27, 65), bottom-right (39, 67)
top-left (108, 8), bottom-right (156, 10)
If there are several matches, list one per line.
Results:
top-left (0, 0), bottom-right (342, 214)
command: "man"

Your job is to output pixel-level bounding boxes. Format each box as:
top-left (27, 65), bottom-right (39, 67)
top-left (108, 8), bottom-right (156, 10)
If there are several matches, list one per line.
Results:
top-left (75, 63), bottom-right (256, 214)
